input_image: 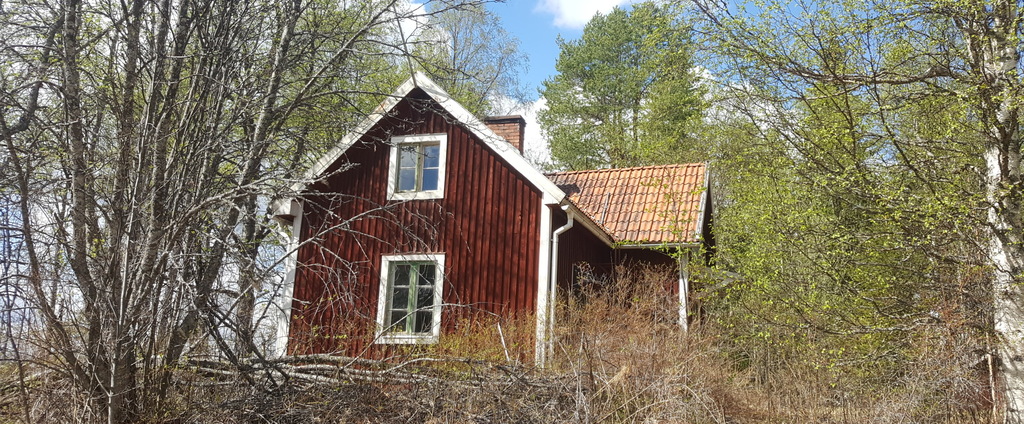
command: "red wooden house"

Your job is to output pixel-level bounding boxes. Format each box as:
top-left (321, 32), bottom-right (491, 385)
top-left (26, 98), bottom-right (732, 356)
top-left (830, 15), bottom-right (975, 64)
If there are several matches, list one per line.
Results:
top-left (273, 73), bottom-right (712, 364)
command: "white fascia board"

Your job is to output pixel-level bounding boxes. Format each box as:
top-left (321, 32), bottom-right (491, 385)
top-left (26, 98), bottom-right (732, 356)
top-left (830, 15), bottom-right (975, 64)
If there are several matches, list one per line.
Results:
top-left (693, 164), bottom-right (710, 241)
top-left (271, 198), bottom-right (301, 224)
top-left (273, 77), bottom-right (417, 219)
top-left (299, 76), bottom-right (419, 186)
top-left (285, 72), bottom-right (567, 207)
top-left (561, 201), bottom-right (614, 247)
top-left (413, 74), bottom-right (568, 204)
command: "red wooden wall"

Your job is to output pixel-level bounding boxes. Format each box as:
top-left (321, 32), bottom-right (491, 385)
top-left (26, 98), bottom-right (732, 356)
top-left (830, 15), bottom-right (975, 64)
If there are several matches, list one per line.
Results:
top-left (553, 209), bottom-right (613, 295)
top-left (553, 213), bottom-right (676, 296)
top-left (288, 89), bottom-right (542, 356)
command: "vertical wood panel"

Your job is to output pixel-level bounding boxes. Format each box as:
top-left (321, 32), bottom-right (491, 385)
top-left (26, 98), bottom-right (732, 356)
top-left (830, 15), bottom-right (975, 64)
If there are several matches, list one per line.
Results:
top-left (289, 90), bottom-right (544, 357)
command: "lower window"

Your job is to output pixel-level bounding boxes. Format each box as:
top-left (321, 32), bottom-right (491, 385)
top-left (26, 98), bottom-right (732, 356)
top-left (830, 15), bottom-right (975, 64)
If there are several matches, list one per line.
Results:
top-left (376, 254), bottom-right (444, 344)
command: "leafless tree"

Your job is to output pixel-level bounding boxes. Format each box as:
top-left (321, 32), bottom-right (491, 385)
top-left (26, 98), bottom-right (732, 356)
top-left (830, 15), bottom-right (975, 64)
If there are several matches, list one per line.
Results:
top-left (0, 0), bottom-right (512, 422)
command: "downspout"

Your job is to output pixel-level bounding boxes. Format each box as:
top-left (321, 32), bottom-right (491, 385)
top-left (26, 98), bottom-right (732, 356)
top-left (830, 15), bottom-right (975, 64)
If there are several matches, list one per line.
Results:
top-left (535, 200), bottom-right (554, 366)
top-left (547, 205), bottom-right (574, 365)
top-left (273, 201), bottom-right (302, 358)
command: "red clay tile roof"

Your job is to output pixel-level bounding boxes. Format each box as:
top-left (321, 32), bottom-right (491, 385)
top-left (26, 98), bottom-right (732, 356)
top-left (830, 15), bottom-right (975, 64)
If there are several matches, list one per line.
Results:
top-left (547, 164), bottom-right (708, 244)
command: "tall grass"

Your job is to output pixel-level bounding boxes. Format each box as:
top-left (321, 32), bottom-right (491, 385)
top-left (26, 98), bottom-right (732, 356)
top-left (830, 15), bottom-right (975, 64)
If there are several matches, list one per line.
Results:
top-left (0, 264), bottom-right (993, 423)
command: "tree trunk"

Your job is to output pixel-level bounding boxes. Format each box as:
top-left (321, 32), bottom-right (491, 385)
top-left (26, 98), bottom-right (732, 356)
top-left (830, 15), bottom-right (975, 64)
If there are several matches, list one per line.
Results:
top-left (986, 142), bottom-right (1024, 421)
top-left (964, 2), bottom-right (1024, 420)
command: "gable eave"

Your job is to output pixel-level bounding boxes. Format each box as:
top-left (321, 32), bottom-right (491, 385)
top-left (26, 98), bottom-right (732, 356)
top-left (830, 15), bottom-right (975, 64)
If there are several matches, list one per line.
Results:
top-left (274, 72), bottom-right (569, 218)
top-left (562, 201), bottom-right (615, 247)
top-left (298, 75), bottom-right (420, 190)
top-left (413, 73), bottom-right (569, 205)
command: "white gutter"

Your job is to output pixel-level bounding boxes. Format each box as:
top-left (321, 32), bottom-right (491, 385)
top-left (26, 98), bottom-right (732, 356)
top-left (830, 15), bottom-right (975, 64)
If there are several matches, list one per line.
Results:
top-left (563, 203), bottom-right (613, 247)
top-left (546, 205), bottom-right (575, 365)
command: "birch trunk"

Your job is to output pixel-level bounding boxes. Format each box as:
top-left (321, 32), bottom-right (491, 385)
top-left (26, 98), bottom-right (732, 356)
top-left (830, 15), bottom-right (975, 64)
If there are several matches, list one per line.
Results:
top-left (965, 1), bottom-right (1024, 420)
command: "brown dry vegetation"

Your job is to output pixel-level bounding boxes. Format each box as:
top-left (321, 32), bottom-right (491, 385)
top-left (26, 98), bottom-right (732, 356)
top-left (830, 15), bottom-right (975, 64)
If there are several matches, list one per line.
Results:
top-left (0, 265), bottom-right (992, 423)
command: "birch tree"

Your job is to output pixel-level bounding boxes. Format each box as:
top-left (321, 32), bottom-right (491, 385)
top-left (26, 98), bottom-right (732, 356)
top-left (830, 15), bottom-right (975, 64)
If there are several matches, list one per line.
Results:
top-left (692, 0), bottom-right (1024, 419)
top-left (412, 3), bottom-right (528, 116)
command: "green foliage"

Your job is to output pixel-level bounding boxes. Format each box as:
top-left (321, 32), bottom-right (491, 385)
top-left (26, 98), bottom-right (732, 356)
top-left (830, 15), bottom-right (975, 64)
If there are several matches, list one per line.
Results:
top-left (539, 2), bottom-right (706, 170)
top-left (689, 0), bottom-right (994, 404)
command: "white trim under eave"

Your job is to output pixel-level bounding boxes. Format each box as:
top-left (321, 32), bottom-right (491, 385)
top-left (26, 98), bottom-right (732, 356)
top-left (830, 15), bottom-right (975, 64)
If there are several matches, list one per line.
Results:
top-left (283, 72), bottom-right (569, 210)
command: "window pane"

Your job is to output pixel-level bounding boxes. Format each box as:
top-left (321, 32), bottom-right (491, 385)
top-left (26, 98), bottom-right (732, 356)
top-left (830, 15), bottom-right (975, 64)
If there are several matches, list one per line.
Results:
top-left (385, 260), bottom-right (439, 337)
top-left (423, 145), bottom-right (440, 168)
top-left (399, 145), bottom-right (417, 168)
top-left (398, 169), bottom-right (417, 191)
top-left (418, 264), bottom-right (436, 286)
top-left (420, 169), bottom-right (438, 191)
top-left (391, 286), bottom-right (408, 310)
top-left (394, 264), bottom-right (411, 286)
top-left (416, 285), bottom-right (433, 309)
top-left (414, 310), bottom-right (432, 333)
top-left (390, 311), bottom-right (407, 332)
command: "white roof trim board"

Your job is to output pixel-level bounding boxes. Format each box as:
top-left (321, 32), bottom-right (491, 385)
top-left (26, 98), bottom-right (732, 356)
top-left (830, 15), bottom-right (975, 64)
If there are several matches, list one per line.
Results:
top-left (294, 72), bottom-right (566, 201)
top-left (693, 166), bottom-right (710, 242)
top-left (278, 72), bottom-right (617, 245)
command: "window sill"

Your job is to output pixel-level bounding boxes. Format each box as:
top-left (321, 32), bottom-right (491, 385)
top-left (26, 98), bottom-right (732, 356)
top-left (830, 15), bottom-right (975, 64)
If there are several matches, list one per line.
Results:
top-left (389, 190), bottom-right (444, 201)
top-left (376, 334), bottom-right (439, 345)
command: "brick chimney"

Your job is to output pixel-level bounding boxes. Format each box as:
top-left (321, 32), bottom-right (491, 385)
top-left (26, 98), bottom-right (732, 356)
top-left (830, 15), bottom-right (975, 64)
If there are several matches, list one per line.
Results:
top-left (484, 115), bottom-right (526, 154)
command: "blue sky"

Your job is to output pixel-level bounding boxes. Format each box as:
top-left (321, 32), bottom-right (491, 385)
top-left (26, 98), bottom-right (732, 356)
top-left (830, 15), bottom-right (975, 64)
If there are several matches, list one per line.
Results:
top-left (480, 1), bottom-right (640, 163)
top-left (487, 0), bottom-right (639, 100)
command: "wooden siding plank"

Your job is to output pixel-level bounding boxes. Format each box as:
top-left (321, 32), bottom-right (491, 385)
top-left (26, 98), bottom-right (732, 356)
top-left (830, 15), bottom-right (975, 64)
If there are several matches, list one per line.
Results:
top-left (289, 93), bottom-right (545, 357)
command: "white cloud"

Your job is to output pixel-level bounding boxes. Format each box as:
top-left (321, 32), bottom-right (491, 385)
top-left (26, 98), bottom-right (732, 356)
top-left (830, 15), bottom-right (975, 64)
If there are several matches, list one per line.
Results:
top-left (535, 0), bottom-right (637, 29)
top-left (516, 97), bottom-right (551, 167)
top-left (395, 1), bottom-right (428, 43)
top-left (490, 95), bottom-right (553, 168)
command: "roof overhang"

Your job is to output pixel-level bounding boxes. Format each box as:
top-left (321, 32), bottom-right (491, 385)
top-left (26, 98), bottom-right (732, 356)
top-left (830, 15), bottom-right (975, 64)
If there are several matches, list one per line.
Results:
top-left (560, 200), bottom-right (615, 247)
top-left (273, 72), bottom-right (572, 215)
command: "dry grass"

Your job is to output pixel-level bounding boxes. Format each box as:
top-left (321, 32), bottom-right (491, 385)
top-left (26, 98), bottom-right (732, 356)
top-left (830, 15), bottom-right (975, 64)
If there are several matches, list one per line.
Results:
top-left (0, 264), bottom-right (994, 423)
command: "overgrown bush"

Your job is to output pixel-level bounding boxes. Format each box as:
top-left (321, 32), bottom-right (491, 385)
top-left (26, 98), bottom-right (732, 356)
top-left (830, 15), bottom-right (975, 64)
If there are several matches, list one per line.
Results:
top-left (0, 264), bottom-right (993, 423)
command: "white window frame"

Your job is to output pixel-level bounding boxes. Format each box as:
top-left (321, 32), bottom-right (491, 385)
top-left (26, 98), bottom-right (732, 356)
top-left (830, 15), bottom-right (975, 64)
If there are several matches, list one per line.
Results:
top-left (375, 253), bottom-right (445, 344)
top-left (387, 134), bottom-right (447, 200)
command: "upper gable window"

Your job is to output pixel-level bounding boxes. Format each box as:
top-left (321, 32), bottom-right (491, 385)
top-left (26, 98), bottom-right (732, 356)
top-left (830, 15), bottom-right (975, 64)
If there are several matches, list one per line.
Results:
top-left (388, 134), bottom-right (447, 200)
